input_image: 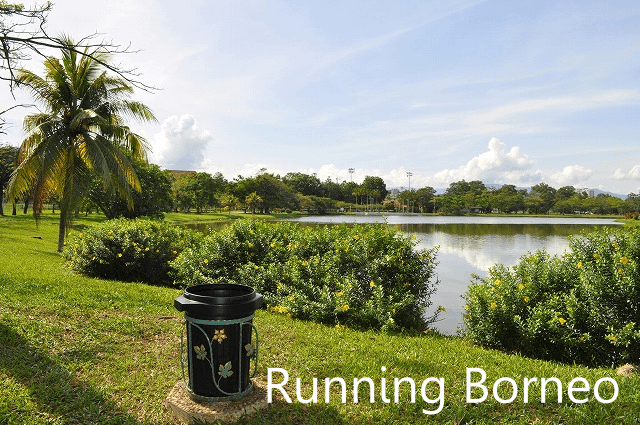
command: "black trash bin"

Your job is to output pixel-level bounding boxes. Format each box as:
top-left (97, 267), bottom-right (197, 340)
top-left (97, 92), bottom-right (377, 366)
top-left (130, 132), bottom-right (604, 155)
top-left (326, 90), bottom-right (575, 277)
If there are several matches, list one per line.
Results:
top-left (174, 283), bottom-right (263, 402)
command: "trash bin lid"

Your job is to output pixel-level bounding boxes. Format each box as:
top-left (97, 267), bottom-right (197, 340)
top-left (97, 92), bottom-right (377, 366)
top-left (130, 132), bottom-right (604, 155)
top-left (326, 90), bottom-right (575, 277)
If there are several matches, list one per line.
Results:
top-left (174, 283), bottom-right (263, 319)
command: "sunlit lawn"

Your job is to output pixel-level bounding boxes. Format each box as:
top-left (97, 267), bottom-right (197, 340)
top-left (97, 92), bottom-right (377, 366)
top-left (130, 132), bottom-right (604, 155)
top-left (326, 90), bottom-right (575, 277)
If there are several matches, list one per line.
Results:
top-left (0, 212), bottom-right (639, 424)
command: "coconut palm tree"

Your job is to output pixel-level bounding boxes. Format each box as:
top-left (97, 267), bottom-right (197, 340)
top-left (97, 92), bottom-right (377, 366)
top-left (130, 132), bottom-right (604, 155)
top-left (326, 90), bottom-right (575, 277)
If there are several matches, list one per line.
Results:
top-left (7, 37), bottom-right (156, 251)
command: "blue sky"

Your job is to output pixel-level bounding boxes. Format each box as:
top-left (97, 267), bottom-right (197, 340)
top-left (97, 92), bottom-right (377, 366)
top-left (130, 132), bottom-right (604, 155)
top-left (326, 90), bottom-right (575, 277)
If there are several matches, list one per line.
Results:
top-left (2, 0), bottom-right (639, 193)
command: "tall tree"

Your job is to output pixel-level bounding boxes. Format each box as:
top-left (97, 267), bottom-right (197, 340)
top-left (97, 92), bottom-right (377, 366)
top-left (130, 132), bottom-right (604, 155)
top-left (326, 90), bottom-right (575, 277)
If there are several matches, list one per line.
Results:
top-left (282, 172), bottom-right (322, 196)
top-left (7, 38), bottom-right (156, 251)
top-left (361, 175), bottom-right (387, 203)
top-left (0, 143), bottom-right (18, 215)
top-left (172, 172), bottom-right (223, 213)
top-left (245, 192), bottom-right (263, 214)
top-left (528, 183), bottom-right (557, 214)
top-left (88, 157), bottom-right (173, 219)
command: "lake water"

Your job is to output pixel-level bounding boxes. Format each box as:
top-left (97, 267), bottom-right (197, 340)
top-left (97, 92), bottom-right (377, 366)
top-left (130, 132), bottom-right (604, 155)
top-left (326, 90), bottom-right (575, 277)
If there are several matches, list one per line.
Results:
top-left (288, 214), bottom-right (621, 335)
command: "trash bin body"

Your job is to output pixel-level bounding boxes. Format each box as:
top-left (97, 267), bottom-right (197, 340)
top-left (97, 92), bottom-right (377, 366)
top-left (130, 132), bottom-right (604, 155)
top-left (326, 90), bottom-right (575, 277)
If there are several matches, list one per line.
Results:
top-left (174, 284), bottom-right (263, 402)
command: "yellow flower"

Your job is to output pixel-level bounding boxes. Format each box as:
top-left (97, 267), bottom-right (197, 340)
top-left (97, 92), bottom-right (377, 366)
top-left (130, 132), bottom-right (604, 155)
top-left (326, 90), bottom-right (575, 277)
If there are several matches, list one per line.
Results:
top-left (593, 253), bottom-right (600, 260)
top-left (620, 257), bottom-right (629, 265)
top-left (613, 242), bottom-right (619, 248)
top-left (286, 313), bottom-right (292, 318)
top-left (518, 284), bottom-right (525, 290)
top-left (490, 302), bottom-right (497, 309)
top-left (99, 259), bottom-right (104, 264)
top-left (253, 265), bottom-right (259, 270)
top-left (248, 242), bottom-right (254, 248)
top-left (117, 253), bottom-right (123, 258)
top-left (172, 250), bottom-right (177, 255)
top-left (288, 295), bottom-right (294, 301)
top-left (369, 280), bottom-right (376, 287)
top-left (353, 235), bottom-right (360, 240)
top-left (203, 258), bottom-right (209, 264)
top-left (494, 279), bottom-right (501, 286)
top-left (132, 242), bottom-right (137, 247)
top-left (145, 247), bottom-right (150, 252)
top-left (618, 268), bottom-right (624, 274)
top-left (464, 305), bottom-right (469, 310)
top-left (577, 261), bottom-right (583, 268)
top-left (249, 229), bottom-right (254, 234)
top-left (336, 291), bottom-right (344, 298)
top-left (341, 304), bottom-right (350, 312)
top-left (524, 296), bottom-right (530, 303)
top-left (558, 317), bottom-right (566, 325)
top-left (270, 242), bottom-right (276, 248)
top-left (213, 329), bottom-right (227, 343)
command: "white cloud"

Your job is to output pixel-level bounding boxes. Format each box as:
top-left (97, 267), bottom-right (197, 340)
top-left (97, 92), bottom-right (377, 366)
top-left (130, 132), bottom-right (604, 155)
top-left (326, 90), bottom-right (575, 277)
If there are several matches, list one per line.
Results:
top-left (429, 138), bottom-right (535, 186)
top-left (612, 165), bottom-right (640, 180)
top-left (549, 164), bottom-right (593, 186)
top-left (151, 115), bottom-right (213, 170)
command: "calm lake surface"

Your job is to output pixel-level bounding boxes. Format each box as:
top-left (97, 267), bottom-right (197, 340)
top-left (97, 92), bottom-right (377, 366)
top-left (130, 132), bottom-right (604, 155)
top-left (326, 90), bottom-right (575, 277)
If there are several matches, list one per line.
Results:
top-left (288, 215), bottom-right (622, 335)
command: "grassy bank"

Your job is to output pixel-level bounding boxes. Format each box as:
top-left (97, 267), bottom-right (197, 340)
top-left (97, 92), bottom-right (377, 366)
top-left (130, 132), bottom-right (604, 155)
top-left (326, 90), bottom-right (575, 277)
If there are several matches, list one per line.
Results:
top-left (0, 213), bottom-right (639, 424)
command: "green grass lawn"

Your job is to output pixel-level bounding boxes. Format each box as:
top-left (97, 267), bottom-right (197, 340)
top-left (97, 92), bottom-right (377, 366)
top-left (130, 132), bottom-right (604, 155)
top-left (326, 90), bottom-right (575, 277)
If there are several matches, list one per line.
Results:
top-left (1, 212), bottom-right (639, 424)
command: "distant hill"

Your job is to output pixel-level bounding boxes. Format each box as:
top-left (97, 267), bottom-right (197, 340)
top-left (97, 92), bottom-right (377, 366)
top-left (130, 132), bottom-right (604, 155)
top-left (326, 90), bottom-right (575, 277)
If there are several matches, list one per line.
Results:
top-left (590, 188), bottom-right (626, 199)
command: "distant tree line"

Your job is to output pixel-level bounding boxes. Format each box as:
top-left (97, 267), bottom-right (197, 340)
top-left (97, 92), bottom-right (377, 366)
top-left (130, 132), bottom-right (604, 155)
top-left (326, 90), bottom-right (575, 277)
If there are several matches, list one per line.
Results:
top-left (2, 153), bottom-right (640, 218)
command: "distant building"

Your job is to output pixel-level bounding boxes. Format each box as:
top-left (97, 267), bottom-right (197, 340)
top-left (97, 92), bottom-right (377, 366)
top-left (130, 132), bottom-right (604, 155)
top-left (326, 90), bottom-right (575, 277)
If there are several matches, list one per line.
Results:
top-left (167, 170), bottom-right (196, 179)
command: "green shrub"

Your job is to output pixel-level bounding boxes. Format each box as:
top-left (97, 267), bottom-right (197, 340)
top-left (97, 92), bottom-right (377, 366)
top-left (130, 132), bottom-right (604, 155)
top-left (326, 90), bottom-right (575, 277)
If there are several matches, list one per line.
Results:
top-left (463, 226), bottom-right (640, 366)
top-left (64, 218), bottom-right (203, 285)
top-left (171, 220), bottom-right (440, 332)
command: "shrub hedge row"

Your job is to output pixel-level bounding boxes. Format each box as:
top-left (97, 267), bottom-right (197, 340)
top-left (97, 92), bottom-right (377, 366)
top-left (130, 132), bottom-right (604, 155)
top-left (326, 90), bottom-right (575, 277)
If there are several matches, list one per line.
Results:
top-left (170, 220), bottom-right (440, 332)
top-left (64, 218), bottom-right (203, 285)
top-left (463, 226), bottom-right (640, 366)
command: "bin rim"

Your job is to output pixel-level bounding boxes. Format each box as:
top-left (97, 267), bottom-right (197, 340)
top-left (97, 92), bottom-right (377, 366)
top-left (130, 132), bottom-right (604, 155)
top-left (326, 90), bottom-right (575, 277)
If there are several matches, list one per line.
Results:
top-left (182, 283), bottom-right (259, 306)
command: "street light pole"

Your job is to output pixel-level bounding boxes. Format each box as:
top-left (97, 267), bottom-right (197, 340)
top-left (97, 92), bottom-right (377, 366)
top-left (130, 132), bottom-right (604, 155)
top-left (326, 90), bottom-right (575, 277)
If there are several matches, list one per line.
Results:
top-left (348, 168), bottom-right (355, 213)
top-left (406, 171), bottom-right (412, 213)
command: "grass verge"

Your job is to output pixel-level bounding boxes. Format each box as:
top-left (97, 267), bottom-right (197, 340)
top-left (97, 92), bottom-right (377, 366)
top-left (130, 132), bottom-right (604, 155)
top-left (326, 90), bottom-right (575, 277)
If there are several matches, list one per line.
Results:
top-left (0, 213), bottom-right (638, 424)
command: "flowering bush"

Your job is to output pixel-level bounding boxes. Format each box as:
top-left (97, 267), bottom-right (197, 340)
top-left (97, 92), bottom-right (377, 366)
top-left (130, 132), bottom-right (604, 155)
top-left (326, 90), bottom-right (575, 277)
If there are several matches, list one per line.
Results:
top-left (171, 220), bottom-right (440, 332)
top-left (64, 218), bottom-right (203, 285)
top-left (463, 227), bottom-right (640, 366)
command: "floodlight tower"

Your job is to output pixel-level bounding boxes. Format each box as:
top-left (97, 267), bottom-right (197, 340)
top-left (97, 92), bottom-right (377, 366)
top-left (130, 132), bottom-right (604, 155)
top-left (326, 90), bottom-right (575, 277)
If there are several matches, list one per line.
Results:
top-left (407, 171), bottom-right (413, 213)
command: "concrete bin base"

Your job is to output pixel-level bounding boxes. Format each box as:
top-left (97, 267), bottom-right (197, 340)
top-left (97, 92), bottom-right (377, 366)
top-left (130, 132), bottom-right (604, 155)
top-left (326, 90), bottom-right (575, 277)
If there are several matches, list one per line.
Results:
top-left (164, 379), bottom-right (269, 424)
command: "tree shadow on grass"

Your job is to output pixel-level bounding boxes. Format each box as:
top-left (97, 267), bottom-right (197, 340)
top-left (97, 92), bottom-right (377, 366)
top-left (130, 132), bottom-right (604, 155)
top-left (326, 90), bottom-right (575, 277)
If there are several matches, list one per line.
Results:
top-left (0, 322), bottom-right (145, 424)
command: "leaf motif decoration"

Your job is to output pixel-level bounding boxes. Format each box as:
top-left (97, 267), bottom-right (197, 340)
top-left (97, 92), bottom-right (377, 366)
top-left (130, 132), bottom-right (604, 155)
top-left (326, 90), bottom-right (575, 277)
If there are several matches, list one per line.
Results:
top-left (218, 361), bottom-right (233, 378)
top-left (245, 343), bottom-right (255, 357)
top-left (194, 344), bottom-right (207, 360)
